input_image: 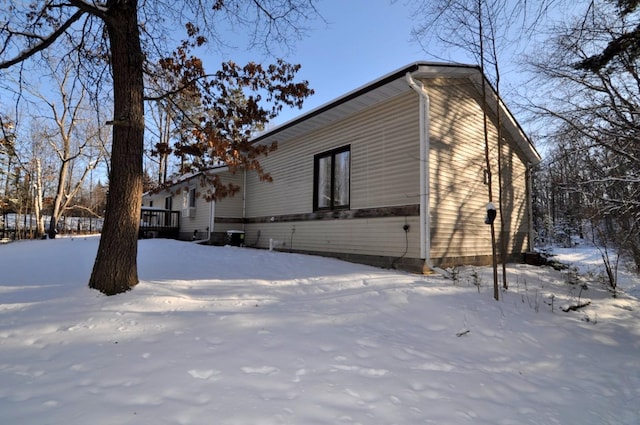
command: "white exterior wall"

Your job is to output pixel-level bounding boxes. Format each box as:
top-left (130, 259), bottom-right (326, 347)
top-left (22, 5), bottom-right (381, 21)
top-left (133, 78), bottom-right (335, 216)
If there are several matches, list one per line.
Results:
top-left (244, 77), bottom-right (532, 267)
top-left (211, 172), bottom-right (245, 236)
top-left (426, 78), bottom-right (530, 264)
top-left (244, 91), bottom-right (423, 259)
top-left (141, 170), bottom-right (246, 241)
top-left (140, 69), bottom-right (535, 270)
top-left (177, 181), bottom-right (210, 239)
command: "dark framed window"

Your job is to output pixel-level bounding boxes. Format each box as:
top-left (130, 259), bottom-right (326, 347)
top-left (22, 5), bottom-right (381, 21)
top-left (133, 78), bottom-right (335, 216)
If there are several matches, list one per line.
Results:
top-left (164, 196), bottom-right (173, 225)
top-left (188, 188), bottom-right (196, 208)
top-left (313, 145), bottom-right (351, 211)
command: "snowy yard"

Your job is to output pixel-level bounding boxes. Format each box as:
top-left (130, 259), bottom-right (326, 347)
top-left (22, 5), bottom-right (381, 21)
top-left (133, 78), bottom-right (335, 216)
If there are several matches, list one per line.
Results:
top-left (1, 236), bottom-right (639, 424)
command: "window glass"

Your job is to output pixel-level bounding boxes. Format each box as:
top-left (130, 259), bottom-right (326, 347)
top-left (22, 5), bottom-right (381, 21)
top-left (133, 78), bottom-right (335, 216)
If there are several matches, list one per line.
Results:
top-left (334, 150), bottom-right (350, 207)
top-left (317, 156), bottom-right (331, 209)
top-left (189, 188), bottom-right (196, 208)
top-left (314, 146), bottom-right (350, 211)
top-left (164, 196), bottom-right (172, 225)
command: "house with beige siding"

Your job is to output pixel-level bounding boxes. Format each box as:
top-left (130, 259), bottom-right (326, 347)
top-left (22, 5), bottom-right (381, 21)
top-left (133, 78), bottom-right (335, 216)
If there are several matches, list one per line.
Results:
top-left (142, 62), bottom-right (541, 273)
top-left (141, 170), bottom-right (244, 244)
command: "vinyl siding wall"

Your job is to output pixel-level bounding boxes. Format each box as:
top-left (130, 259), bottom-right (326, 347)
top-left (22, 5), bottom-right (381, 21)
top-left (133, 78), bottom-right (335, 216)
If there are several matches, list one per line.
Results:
top-left (244, 91), bottom-right (423, 259)
top-left (179, 182), bottom-right (209, 239)
top-left (211, 172), bottom-right (245, 235)
top-left (426, 78), bottom-right (530, 265)
top-left (142, 190), bottom-right (169, 210)
top-left (141, 74), bottom-right (533, 269)
top-left (500, 140), bottom-right (531, 255)
top-left (244, 77), bottom-right (531, 267)
top-left (141, 171), bottom-right (245, 241)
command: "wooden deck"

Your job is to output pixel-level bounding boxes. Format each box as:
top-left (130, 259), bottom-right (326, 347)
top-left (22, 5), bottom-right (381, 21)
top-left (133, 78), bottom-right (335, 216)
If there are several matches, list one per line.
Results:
top-left (139, 208), bottom-right (180, 239)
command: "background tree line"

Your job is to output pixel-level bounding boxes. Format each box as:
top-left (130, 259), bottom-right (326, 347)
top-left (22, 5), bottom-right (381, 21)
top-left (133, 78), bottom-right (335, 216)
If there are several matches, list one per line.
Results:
top-left (1, 55), bottom-right (110, 239)
top-left (1, 0), bottom-right (319, 295)
top-left (409, 0), bottom-right (640, 291)
top-left (530, 0), bottom-right (640, 282)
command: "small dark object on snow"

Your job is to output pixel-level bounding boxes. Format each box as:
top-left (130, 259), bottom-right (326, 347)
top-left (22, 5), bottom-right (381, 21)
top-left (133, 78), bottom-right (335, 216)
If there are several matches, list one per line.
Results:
top-left (562, 301), bottom-right (591, 312)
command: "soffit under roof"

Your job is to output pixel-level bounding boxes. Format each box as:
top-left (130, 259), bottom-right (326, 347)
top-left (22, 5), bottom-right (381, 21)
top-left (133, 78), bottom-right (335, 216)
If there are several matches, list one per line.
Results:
top-left (252, 62), bottom-right (541, 165)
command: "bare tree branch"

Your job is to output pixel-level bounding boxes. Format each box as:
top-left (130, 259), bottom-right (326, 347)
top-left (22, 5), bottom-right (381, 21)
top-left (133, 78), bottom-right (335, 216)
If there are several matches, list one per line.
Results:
top-left (0, 10), bottom-right (85, 70)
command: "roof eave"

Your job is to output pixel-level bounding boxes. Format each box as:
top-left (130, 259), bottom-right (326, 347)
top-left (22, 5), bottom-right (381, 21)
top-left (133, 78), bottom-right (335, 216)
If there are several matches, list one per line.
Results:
top-left (251, 62), bottom-right (475, 144)
top-left (251, 61), bottom-right (541, 165)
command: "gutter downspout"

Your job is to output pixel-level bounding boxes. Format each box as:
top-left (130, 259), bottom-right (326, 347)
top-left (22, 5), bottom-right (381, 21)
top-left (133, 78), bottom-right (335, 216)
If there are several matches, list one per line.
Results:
top-left (406, 72), bottom-right (449, 277)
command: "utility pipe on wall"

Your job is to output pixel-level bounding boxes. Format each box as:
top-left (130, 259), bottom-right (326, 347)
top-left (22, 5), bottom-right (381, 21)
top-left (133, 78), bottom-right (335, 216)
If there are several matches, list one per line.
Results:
top-left (405, 72), bottom-right (449, 277)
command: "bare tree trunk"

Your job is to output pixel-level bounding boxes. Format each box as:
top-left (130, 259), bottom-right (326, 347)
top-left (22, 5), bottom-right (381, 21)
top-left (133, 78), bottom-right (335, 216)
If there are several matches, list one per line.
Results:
top-left (48, 158), bottom-right (69, 238)
top-left (3, 155), bottom-right (13, 197)
top-left (34, 159), bottom-right (45, 237)
top-left (160, 108), bottom-right (171, 185)
top-left (491, 40), bottom-right (508, 291)
top-left (88, 0), bottom-right (144, 295)
top-left (478, 0), bottom-right (499, 301)
top-left (498, 138), bottom-right (507, 290)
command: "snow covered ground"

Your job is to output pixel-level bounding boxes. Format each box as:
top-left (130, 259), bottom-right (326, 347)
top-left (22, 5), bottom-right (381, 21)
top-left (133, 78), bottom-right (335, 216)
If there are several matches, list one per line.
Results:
top-left (1, 236), bottom-right (639, 425)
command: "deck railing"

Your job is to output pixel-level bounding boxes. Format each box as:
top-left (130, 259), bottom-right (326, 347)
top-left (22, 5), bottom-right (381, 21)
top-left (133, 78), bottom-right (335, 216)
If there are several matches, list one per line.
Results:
top-left (139, 208), bottom-right (180, 239)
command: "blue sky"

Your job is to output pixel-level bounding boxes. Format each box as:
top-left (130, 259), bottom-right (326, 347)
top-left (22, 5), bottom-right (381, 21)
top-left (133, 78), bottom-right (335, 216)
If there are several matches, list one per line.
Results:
top-left (211, 0), bottom-right (567, 131)
top-left (212, 1), bottom-right (473, 126)
top-left (271, 1), bottom-right (429, 123)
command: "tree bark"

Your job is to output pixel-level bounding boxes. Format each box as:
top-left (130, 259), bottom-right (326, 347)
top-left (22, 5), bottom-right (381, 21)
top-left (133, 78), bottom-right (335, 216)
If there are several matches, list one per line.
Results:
top-left (88, 0), bottom-right (144, 295)
top-left (48, 156), bottom-right (69, 239)
top-left (34, 160), bottom-right (45, 238)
